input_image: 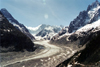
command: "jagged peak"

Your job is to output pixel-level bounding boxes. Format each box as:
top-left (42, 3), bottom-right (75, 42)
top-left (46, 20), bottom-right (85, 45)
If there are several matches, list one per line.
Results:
top-left (87, 0), bottom-right (100, 11)
top-left (92, 0), bottom-right (100, 6)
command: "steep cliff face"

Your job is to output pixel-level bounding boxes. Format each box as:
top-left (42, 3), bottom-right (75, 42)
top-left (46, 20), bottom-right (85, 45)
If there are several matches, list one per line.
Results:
top-left (0, 11), bottom-right (35, 52)
top-left (68, 0), bottom-right (100, 33)
top-left (56, 1), bottom-right (100, 67)
top-left (51, 0), bottom-right (100, 46)
top-left (57, 30), bottom-right (100, 67)
top-left (0, 8), bottom-right (35, 40)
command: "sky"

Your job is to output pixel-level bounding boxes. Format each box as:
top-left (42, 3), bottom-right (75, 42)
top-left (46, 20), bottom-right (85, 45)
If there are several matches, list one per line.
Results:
top-left (0, 0), bottom-right (100, 27)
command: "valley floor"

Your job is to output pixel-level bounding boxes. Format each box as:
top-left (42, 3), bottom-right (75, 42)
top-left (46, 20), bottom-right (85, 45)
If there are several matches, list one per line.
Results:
top-left (0, 40), bottom-right (76, 67)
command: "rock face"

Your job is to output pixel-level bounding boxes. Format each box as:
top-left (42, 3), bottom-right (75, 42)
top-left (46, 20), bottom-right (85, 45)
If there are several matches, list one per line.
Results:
top-left (56, 1), bottom-right (100, 67)
top-left (0, 8), bottom-right (35, 40)
top-left (0, 11), bottom-right (35, 52)
top-left (68, 0), bottom-right (100, 33)
top-left (27, 24), bottom-right (63, 40)
top-left (51, 0), bottom-right (100, 45)
top-left (77, 31), bottom-right (100, 64)
top-left (51, 26), bottom-right (69, 41)
top-left (57, 30), bottom-right (100, 67)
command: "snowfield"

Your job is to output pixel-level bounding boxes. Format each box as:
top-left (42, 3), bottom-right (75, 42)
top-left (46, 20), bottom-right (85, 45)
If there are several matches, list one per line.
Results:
top-left (75, 19), bottom-right (100, 34)
top-left (26, 25), bottom-right (41, 31)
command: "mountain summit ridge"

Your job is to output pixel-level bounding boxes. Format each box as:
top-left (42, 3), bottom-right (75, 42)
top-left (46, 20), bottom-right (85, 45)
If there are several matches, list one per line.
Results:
top-left (27, 24), bottom-right (63, 40)
top-left (68, 0), bottom-right (100, 33)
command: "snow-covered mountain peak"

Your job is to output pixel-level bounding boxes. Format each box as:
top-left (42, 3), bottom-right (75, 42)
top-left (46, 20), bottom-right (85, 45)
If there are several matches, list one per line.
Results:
top-left (86, 1), bottom-right (100, 23)
top-left (27, 24), bottom-right (63, 40)
top-left (26, 24), bottom-right (41, 31)
top-left (88, 5), bottom-right (100, 22)
top-left (92, 0), bottom-right (99, 6)
top-left (68, 0), bottom-right (100, 33)
top-left (87, 0), bottom-right (100, 11)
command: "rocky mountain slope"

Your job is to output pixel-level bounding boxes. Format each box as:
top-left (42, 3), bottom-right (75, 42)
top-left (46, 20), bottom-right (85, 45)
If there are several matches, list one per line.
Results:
top-left (27, 24), bottom-right (63, 40)
top-left (51, 0), bottom-right (100, 47)
top-left (1, 8), bottom-right (35, 40)
top-left (52, 0), bottom-right (100, 41)
top-left (68, 0), bottom-right (100, 33)
top-left (56, 0), bottom-right (100, 67)
top-left (0, 11), bottom-right (35, 52)
top-left (57, 29), bottom-right (100, 67)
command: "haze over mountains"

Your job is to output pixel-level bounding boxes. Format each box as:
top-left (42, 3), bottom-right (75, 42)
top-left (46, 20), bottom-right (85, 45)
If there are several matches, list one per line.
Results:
top-left (1, 0), bottom-right (100, 67)
top-left (27, 24), bottom-right (63, 40)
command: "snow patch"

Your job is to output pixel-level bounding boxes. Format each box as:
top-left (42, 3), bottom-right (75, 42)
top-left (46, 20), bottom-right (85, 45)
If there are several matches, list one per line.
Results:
top-left (88, 6), bottom-right (100, 22)
top-left (58, 33), bottom-right (71, 39)
top-left (13, 23), bottom-right (23, 31)
top-left (45, 26), bottom-right (53, 31)
top-left (26, 24), bottom-right (41, 31)
top-left (67, 64), bottom-right (72, 67)
top-left (75, 19), bottom-right (100, 34)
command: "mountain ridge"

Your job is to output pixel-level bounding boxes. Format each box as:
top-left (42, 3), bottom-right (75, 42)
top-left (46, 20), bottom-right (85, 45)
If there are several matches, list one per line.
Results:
top-left (68, 0), bottom-right (100, 33)
top-left (27, 24), bottom-right (63, 40)
top-left (56, 0), bottom-right (100, 66)
top-left (0, 11), bottom-right (35, 52)
top-left (0, 8), bottom-right (35, 40)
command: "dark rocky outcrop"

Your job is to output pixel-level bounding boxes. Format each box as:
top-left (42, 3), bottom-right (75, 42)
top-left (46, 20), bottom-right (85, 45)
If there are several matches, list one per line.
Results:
top-left (1, 8), bottom-right (35, 40)
top-left (0, 11), bottom-right (35, 52)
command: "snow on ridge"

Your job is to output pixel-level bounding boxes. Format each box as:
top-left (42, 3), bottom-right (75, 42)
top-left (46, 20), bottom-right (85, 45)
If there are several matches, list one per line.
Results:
top-left (26, 24), bottom-right (42, 31)
top-left (13, 23), bottom-right (23, 31)
top-left (58, 33), bottom-right (71, 40)
top-left (76, 19), bottom-right (100, 33)
top-left (88, 6), bottom-right (100, 21)
top-left (45, 26), bottom-right (54, 31)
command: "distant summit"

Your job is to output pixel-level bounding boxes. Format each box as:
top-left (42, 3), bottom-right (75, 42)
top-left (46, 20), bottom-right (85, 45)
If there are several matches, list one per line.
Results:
top-left (27, 24), bottom-right (63, 40)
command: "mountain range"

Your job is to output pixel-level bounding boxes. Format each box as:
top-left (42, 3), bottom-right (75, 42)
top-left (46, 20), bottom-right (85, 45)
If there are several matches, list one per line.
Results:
top-left (51, 0), bottom-right (100, 43)
top-left (27, 24), bottom-right (63, 40)
top-left (68, 0), bottom-right (100, 33)
top-left (1, 0), bottom-right (100, 67)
